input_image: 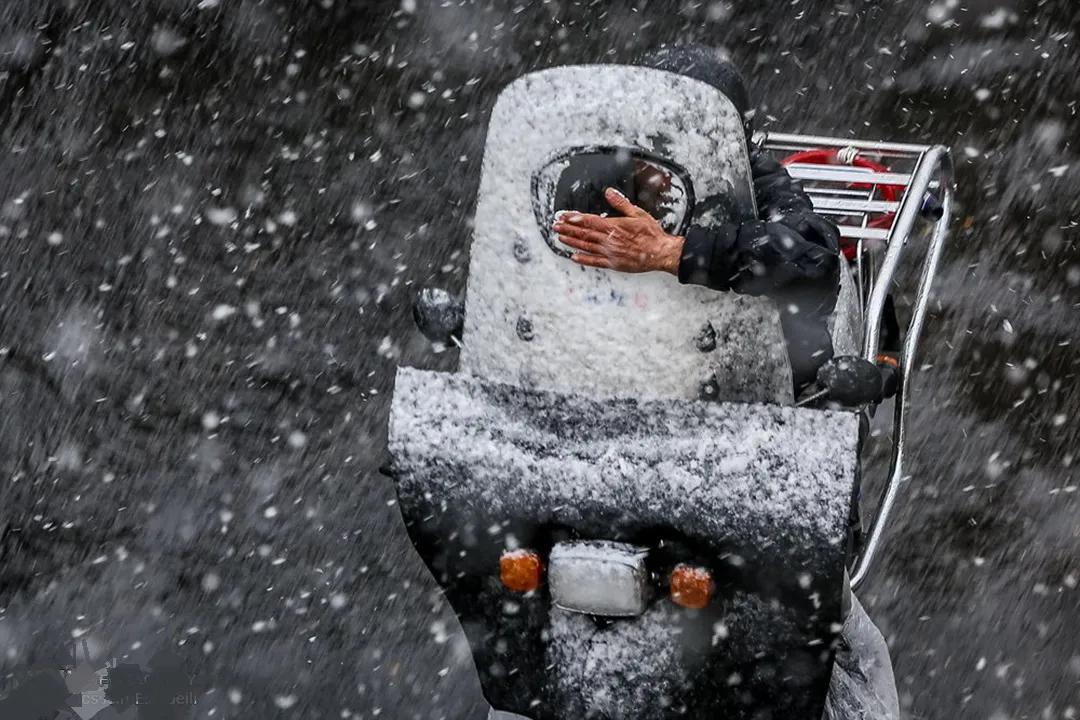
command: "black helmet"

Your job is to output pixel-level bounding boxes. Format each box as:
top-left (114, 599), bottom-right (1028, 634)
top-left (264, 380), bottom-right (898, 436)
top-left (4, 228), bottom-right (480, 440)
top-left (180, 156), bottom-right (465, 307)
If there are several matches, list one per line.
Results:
top-left (635, 44), bottom-right (752, 132)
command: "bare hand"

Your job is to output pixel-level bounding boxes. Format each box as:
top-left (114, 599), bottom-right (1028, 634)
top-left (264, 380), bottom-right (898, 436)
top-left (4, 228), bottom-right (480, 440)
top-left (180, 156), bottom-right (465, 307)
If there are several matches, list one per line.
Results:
top-left (552, 188), bottom-right (685, 275)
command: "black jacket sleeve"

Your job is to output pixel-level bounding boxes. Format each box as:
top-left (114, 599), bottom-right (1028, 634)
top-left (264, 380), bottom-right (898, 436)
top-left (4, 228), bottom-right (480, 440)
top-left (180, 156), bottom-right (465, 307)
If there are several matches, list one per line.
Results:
top-left (677, 144), bottom-right (842, 319)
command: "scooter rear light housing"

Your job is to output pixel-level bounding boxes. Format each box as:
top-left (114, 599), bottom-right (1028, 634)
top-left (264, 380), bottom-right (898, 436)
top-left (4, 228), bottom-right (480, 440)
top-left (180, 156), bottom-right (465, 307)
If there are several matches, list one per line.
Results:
top-left (500, 549), bottom-right (543, 592)
top-left (670, 564), bottom-right (713, 609)
top-left (548, 540), bottom-right (649, 617)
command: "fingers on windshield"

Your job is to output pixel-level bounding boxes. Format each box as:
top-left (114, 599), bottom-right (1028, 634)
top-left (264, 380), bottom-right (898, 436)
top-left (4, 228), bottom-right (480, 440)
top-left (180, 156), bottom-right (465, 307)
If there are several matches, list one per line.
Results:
top-left (604, 187), bottom-right (648, 217)
top-left (571, 253), bottom-right (612, 269)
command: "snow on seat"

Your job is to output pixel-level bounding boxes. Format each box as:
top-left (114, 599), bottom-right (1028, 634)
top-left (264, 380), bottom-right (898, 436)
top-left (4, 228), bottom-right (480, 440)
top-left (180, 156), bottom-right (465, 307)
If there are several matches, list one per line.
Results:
top-left (388, 367), bottom-right (860, 719)
top-left (458, 65), bottom-right (795, 406)
top-left (385, 65), bottom-right (876, 720)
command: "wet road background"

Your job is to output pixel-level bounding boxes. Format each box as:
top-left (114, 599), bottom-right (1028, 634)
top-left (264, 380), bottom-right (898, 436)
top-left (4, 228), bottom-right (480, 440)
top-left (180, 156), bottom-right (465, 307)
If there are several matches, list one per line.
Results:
top-left (1, 1), bottom-right (1077, 718)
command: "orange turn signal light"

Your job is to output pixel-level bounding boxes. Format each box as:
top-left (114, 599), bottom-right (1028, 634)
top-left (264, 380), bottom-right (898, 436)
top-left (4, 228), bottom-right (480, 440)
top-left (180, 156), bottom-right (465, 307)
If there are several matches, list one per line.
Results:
top-left (876, 354), bottom-right (899, 368)
top-left (670, 565), bottom-right (712, 609)
top-left (500, 549), bottom-right (543, 592)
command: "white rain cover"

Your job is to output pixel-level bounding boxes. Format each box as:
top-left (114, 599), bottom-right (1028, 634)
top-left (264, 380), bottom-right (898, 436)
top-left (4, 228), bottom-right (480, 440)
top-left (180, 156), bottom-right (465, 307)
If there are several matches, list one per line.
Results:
top-left (829, 263), bottom-right (863, 357)
top-left (459, 65), bottom-right (794, 406)
top-left (824, 594), bottom-right (902, 720)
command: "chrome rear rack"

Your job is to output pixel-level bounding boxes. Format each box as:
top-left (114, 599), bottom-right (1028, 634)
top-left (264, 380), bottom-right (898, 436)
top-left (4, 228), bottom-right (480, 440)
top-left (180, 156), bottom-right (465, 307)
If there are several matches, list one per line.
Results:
top-left (761, 131), bottom-right (955, 590)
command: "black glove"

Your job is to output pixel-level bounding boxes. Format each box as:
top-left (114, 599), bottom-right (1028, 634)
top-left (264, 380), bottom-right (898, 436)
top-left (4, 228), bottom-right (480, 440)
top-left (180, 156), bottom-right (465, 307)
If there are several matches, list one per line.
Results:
top-left (813, 355), bottom-right (904, 408)
top-left (815, 355), bottom-right (885, 407)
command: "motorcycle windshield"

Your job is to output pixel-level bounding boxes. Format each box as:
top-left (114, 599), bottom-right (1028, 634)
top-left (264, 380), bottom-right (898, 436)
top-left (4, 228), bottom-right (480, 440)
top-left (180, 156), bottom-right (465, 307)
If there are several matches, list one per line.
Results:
top-left (535, 148), bottom-right (695, 257)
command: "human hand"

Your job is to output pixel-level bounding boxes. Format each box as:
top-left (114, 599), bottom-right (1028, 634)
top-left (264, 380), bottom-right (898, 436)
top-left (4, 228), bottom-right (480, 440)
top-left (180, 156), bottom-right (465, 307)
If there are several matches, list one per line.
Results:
top-left (552, 188), bottom-right (684, 274)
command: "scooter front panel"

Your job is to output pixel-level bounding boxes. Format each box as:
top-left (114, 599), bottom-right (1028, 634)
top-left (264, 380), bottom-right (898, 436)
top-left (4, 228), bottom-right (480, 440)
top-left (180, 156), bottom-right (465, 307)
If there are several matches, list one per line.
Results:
top-left (459, 65), bottom-right (793, 406)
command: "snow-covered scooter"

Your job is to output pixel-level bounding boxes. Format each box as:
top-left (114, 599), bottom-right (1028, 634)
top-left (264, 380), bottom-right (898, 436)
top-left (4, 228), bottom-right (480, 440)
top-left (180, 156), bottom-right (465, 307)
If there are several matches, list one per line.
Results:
top-left (385, 64), bottom-right (954, 719)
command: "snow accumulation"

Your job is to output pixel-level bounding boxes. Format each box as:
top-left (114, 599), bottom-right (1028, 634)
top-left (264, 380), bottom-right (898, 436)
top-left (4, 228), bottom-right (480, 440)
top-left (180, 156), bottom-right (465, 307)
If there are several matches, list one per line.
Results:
top-left (457, 65), bottom-right (795, 407)
top-left (547, 602), bottom-right (690, 717)
top-left (390, 367), bottom-right (858, 552)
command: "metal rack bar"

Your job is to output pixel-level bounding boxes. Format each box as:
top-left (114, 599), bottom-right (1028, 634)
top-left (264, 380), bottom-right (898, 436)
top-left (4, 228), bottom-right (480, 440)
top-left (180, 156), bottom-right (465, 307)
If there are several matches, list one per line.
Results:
top-left (762, 132), bottom-right (955, 589)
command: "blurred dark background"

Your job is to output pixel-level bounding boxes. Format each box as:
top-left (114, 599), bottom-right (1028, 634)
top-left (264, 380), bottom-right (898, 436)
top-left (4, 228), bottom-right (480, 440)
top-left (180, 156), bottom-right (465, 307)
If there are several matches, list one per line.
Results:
top-left (1, 1), bottom-right (1078, 718)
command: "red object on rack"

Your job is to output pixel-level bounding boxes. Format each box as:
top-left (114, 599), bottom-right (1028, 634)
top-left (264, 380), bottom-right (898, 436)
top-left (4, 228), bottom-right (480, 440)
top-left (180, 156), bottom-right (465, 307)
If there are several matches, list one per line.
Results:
top-left (781, 149), bottom-right (901, 260)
